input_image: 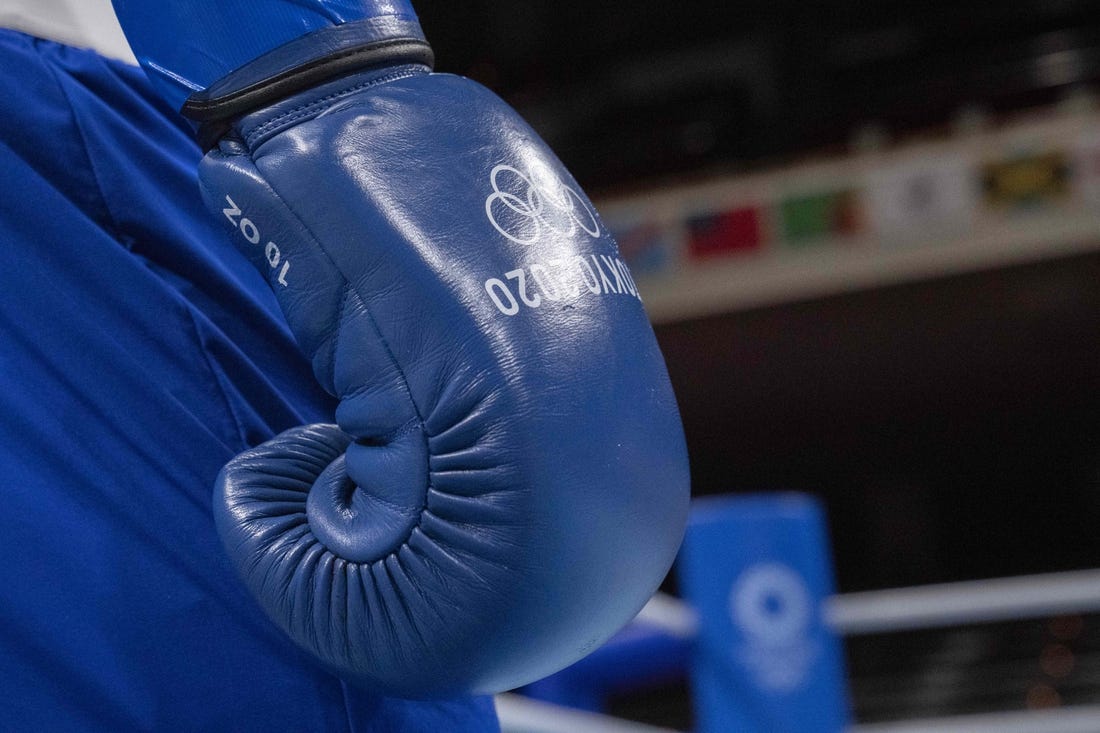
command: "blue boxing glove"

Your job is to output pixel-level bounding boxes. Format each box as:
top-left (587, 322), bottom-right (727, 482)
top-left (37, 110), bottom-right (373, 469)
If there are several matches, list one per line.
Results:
top-left (114, 0), bottom-right (690, 697)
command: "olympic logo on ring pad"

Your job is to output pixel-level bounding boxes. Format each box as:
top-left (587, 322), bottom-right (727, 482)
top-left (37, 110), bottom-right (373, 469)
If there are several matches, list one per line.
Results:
top-left (730, 563), bottom-right (813, 646)
top-left (485, 163), bottom-right (601, 245)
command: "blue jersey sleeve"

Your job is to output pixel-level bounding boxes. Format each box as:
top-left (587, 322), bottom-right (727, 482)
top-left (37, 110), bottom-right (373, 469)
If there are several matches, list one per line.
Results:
top-left (0, 29), bottom-right (497, 731)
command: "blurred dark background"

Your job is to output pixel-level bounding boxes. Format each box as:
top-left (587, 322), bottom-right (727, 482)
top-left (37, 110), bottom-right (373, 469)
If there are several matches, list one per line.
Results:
top-left (417, 0), bottom-right (1100, 593)
top-left (418, 0), bottom-right (1100, 190)
top-left (413, 1), bottom-right (1100, 723)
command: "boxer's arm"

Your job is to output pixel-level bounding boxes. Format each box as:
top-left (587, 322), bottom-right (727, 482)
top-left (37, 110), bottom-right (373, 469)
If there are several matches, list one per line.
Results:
top-left (112, 0), bottom-right (417, 112)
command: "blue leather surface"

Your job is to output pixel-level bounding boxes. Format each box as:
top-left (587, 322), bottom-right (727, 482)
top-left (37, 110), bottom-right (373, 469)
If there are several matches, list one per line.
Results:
top-left (203, 61), bottom-right (692, 695)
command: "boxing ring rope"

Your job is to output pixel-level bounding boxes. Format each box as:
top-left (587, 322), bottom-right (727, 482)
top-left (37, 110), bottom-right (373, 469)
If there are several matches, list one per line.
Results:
top-left (496, 696), bottom-right (1100, 733)
top-left (496, 694), bottom-right (682, 733)
top-left (850, 706), bottom-right (1100, 733)
top-left (642, 568), bottom-right (1100, 636)
top-left (497, 568), bottom-right (1100, 733)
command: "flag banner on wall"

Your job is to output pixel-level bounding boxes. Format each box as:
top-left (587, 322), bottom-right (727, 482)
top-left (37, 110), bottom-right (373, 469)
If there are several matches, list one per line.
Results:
top-left (779, 190), bottom-right (861, 245)
top-left (610, 218), bottom-right (678, 275)
top-left (596, 111), bottom-right (1100, 303)
top-left (982, 151), bottom-right (1069, 208)
top-left (686, 206), bottom-right (765, 260)
top-left (1073, 128), bottom-right (1100, 206)
top-left (864, 156), bottom-right (976, 245)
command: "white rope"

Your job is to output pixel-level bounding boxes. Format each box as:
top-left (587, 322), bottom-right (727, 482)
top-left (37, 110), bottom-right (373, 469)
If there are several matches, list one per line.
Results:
top-left (498, 695), bottom-right (1100, 733)
top-left (636, 568), bottom-right (1100, 637)
top-left (633, 590), bottom-right (698, 637)
top-left (495, 694), bottom-right (681, 733)
top-left (825, 569), bottom-right (1100, 634)
top-left (499, 570), bottom-right (1100, 733)
top-left (849, 705), bottom-right (1100, 733)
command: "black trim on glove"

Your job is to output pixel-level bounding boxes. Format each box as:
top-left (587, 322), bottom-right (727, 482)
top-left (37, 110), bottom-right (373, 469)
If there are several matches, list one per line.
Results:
top-left (181, 18), bottom-right (434, 151)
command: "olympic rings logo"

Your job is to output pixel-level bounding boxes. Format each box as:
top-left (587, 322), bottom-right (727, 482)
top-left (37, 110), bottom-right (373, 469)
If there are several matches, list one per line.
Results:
top-left (485, 163), bottom-right (601, 246)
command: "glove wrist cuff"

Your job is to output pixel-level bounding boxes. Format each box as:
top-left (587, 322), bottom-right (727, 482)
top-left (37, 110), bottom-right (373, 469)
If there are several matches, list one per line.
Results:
top-left (182, 17), bottom-right (434, 151)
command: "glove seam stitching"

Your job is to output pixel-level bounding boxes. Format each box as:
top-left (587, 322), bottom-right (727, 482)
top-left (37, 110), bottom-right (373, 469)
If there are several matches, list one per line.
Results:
top-left (332, 284), bottom-right (432, 560)
top-left (328, 283), bottom-right (351, 393)
top-left (339, 285), bottom-right (429, 426)
top-left (222, 166), bottom-right (434, 563)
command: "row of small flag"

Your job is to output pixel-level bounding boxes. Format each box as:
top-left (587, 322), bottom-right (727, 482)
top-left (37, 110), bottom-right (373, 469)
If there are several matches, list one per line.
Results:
top-left (603, 136), bottom-right (1098, 277)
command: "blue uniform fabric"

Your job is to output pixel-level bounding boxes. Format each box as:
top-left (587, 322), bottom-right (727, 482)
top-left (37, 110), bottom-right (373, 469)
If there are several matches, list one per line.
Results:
top-left (0, 30), bottom-right (498, 732)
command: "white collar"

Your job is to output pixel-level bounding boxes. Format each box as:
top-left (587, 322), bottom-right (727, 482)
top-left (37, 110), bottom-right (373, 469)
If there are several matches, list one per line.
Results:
top-left (0, 0), bottom-right (137, 64)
